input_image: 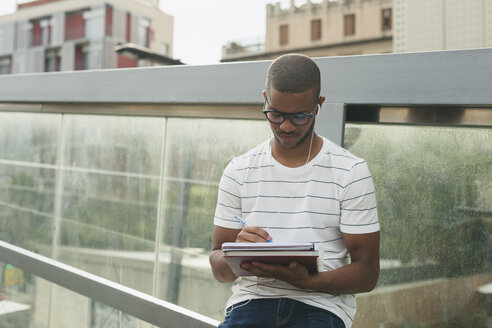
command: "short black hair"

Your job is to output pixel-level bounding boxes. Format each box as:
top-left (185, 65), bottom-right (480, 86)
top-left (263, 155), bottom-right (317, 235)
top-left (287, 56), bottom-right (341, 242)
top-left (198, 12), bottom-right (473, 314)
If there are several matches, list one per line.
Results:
top-left (265, 53), bottom-right (321, 100)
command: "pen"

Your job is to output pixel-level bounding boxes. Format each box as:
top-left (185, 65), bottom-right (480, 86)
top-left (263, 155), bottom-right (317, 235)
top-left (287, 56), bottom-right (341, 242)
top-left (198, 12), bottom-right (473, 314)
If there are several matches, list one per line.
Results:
top-left (234, 215), bottom-right (272, 242)
top-left (234, 215), bottom-right (248, 226)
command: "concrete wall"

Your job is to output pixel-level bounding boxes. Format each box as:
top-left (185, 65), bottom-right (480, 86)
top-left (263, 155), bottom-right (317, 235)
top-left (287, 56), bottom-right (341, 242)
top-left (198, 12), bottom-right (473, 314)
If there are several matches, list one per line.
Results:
top-left (394, 0), bottom-right (492, 53)
top-left (0, 22), bottom-right (15, 56)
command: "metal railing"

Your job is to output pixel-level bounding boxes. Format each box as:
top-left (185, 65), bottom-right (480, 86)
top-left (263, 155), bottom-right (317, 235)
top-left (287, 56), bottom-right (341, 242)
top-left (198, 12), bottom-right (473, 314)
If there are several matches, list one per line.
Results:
top-left (0, 240), bottom-right (220, 328)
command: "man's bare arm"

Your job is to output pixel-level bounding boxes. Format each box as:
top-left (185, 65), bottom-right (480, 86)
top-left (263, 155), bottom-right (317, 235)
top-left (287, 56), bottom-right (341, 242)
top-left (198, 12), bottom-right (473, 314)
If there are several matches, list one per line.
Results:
top-left (209, 225), bottom-right (274, 283)
top-left (209, 226), bottom-right (240, 283)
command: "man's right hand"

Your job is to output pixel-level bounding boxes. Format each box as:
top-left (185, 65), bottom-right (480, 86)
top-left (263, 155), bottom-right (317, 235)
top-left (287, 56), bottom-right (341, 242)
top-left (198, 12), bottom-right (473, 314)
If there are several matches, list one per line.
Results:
top-left (235, 226), bottom-right (272, 243)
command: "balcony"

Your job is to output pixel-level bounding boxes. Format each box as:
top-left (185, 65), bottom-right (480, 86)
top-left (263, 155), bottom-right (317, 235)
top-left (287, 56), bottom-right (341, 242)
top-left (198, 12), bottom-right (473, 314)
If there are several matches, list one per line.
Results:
top-left (221, 37), bottom-right (265, 61)
top-left (0, 48), bottom-right (491, 327)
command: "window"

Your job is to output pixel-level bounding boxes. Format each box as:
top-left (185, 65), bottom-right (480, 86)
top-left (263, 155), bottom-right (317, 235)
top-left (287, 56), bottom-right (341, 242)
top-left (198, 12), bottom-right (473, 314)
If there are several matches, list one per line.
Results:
top-left (125, 13), bottom-right (131, 42)
top-left (139, 18), bottom-right (151, 48)
top-left (162, 43), bottom-right (169, 56)
top-left (311, 19), bottom-right (322, 41)
top-left (344, 14), bottom-right (356, 36)
top-left (30, 18), bottom-right (51, 47)
top-left (279, 24), bottom-right (289, 46)
top-left (31, 20), bottom-right (42, 46)
top-left (0, 56), bottom-right (11, 74)
top-left (65, 10), bottom-right (86, 41)
top-left (105, 5), bottom-right (113, 37)
top-left (47, 22), bottom-right (52, 45)
top-left (147, 28), bottom-right (153, 48)
top-left (45, 49), bottom-right (61, 72)
top-left (382, 8), bottom-right (392, 31)
top-left (75, 44), bottom-right (88, 70)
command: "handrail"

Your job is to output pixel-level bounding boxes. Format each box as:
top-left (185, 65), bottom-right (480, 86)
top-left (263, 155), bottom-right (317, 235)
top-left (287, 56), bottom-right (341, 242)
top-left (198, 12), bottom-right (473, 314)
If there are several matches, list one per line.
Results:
top-left (1, 48), bottom-right (491, 145)
top-left (0, 240), bottom-right (220, 328)
top-left (0, 48), bottom-right (491, 106)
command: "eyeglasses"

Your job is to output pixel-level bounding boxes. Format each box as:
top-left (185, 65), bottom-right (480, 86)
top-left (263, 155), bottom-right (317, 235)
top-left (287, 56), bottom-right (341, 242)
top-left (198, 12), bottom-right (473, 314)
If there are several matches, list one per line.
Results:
top-left (262, 96), bottom-right (321, 126)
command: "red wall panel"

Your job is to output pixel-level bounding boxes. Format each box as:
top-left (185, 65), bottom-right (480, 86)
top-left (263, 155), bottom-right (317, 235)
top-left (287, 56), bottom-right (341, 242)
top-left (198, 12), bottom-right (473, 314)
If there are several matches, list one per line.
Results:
top-left (117, 54), bottom-right (138, 68)
top-left (32, 21), bottom-right (42, 46)
top-left (65, 12), bottom-right (85, 41)
top-left (105, 6), bottom-right (113, 36)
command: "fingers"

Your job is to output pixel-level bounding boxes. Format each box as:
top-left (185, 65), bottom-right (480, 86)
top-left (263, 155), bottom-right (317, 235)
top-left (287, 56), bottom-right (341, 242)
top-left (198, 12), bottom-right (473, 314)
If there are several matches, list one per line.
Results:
top-left (240, 261), bottom-right (309, 284)
top-left (235, 226), bottom-right (272, 243)
top-left (288, 261), bottom-right (304, 275)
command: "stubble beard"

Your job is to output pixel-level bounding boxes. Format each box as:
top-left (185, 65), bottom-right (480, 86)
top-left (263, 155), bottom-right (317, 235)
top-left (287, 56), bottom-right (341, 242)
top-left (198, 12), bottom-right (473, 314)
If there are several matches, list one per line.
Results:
top-left (273, 120), bottom-right (315, 150)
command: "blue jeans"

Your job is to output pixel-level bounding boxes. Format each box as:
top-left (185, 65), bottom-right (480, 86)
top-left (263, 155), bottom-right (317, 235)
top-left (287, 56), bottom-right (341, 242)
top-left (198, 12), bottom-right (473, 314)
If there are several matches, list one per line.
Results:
top-left (219, 298), bottom-right (345, 328)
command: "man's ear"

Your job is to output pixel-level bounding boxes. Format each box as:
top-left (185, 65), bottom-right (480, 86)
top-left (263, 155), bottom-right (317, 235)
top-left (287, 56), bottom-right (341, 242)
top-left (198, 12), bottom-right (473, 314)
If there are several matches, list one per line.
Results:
top-left (316, 96), bottom-right (326, 115)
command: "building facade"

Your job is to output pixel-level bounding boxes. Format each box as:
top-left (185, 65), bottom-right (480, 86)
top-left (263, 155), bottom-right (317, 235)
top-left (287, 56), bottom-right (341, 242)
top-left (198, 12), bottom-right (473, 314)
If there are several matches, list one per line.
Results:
top-left (393, 0), bottom-right (492, 53)
top-left (0, 0), bottom-right (174, 74)
top-left (222, 0), bottom-right (393, 62)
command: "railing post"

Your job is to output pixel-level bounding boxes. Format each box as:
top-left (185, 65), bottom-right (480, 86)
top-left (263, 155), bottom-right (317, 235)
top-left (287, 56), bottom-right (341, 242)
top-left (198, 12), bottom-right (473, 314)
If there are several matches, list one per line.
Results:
top-left (316, 102), bottom-right (346, 147)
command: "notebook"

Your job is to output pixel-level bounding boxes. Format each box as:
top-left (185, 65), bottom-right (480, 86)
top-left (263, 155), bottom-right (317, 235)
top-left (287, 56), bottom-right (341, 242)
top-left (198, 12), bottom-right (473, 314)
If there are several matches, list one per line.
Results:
top-left (221, 242), bottom-right (321, 276)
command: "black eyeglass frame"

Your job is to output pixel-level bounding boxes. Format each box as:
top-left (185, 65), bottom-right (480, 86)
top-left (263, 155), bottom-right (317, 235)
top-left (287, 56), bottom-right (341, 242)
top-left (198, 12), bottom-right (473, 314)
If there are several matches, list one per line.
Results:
top-left (262, 96), bottom-right (321, 126)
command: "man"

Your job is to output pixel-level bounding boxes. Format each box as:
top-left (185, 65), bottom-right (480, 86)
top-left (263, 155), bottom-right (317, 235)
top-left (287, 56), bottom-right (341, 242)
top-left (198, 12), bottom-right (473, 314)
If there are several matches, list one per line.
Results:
top-left (209, 54), bottom-right (380, 328)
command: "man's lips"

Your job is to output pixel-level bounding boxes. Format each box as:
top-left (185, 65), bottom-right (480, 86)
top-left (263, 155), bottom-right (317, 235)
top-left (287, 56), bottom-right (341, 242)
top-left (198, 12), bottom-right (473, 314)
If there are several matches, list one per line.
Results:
top-left (276, 133), bottom-right (298, 143)
top-left (277, 133), bottom-right (297, 138)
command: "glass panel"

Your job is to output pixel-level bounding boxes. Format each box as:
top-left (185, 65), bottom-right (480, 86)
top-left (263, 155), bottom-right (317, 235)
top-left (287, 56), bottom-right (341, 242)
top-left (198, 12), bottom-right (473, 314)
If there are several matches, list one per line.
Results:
top-left (345, 124), bottom-right (492, 328)
top-left (0, 113), bottom-right (60, 254)
top-left (0, 261), bottom-right (151, 328)
top-left (0, 113), bottom-right (60, 164)
top-left (57, 115), bottom-right (165, 294)
top-left (156, 118), bottom-right (272, 320)
top-left (0, 261), bottom-right (40, 328)
top-left (0, 165), bottom-right (55, 253)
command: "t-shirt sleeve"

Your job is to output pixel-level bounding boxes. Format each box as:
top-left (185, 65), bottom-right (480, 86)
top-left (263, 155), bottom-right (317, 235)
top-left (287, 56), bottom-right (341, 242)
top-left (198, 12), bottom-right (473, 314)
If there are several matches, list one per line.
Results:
top-left (213, 160), bottom-right (243, 229)
top-left (339, 160), bottom-right (380, 234)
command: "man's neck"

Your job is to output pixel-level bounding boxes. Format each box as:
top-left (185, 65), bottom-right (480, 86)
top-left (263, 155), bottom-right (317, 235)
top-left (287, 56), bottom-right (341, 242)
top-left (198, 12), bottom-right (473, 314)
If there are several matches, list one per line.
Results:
top-left (271, 134), bottom-right (323, 168)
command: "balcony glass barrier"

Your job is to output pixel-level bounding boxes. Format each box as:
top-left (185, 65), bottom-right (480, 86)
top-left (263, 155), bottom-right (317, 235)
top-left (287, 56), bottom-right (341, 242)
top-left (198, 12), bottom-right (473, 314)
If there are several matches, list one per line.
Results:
top-left (2, 107), bottom-right (491, 327)
top-left (0, 110), bottom-right (272, 323)
top-left (345, 123), bottom-right (492, 328)
top-left (0, 113), bottom-right (60, 252)
top-left (0, 260), bottom-right (153, 328)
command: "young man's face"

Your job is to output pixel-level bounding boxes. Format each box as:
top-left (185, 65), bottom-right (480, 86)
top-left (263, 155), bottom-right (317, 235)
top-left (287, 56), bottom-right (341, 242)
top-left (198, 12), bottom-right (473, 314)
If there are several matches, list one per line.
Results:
top-left (263, 88), bottom-right (319, 150)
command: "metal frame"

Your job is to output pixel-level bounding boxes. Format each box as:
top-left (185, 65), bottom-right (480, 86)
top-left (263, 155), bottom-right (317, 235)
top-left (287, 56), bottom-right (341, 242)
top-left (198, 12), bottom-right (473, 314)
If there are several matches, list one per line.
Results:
top-left (1, 48), bottom-right (491, 146)
top-left (1, 49), bottom-right (491, 105)
top-left (0, 241), bottom-right (220, 328)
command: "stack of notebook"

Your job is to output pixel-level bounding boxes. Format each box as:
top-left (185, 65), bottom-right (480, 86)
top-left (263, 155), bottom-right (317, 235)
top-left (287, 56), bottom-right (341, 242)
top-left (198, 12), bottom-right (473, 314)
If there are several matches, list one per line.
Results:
top-left (221, 242), bottom-right (321, 276)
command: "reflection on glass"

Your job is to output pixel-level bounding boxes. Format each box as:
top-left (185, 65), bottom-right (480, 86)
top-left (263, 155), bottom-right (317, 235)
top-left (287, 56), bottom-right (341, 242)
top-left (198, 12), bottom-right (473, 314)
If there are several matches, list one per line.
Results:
top-left (0, 113), bottom-right (60, 254)
top-left (57, 115), bottom-right (165, 294)
top-left (0, 110), bottom-right (274, 321)
top-left (62, 115), bottom-right (163, 175)
top-left (345, 124), bottom-right (492, 328)
top-left (156, 118), bottom-right (271, 318)
top-left (0, 113), bottom-right (60, 165)
top-left (0, 166), bottom-right (55, 254)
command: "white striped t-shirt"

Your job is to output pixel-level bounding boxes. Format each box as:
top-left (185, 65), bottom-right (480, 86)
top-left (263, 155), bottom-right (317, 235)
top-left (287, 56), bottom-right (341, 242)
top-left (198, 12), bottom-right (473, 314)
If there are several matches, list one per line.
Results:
top-left (214, 137), bottom-right (379, 328)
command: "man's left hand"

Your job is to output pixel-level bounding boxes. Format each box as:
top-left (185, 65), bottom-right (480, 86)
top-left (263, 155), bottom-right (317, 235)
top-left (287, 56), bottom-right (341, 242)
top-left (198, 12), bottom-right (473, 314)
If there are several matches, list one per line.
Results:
top-left (240, 261), bottom-right (311, 288)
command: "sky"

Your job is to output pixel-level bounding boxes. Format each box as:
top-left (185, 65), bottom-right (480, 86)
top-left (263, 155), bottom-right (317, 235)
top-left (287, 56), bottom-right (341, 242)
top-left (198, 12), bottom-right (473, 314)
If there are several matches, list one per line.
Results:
top-left (0, 0), bottom-right (278, 65)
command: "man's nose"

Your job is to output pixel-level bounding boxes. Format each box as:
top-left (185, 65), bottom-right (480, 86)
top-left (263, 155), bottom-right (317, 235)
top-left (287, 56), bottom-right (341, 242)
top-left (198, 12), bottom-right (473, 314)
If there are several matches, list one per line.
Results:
top-left (279, 117), bottom-right (296, 132)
